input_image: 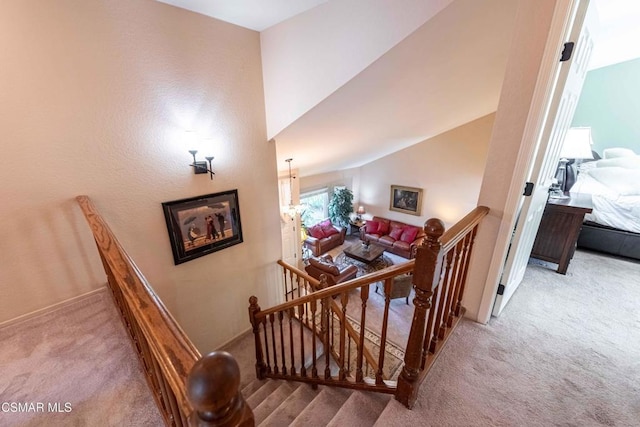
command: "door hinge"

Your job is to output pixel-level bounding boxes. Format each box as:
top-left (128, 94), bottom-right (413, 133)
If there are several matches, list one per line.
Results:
top-left (523, 182), bottom-right (534, 196)
top-left (497, 284), bottom-right (505, 295)
top-left (560, 42), bottom-right (574, 62)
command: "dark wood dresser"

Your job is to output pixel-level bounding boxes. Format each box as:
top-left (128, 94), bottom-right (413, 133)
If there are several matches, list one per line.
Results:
top-left (531, 193), bottom-right (593, 274)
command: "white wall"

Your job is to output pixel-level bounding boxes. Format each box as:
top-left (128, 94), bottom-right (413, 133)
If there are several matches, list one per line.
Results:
top-left (260, 0), bottom-right (454, 138)
top-left (0, 0), bottom-right (282, 352)
top-left (465, 0), bottom-right (560, 321)
top-left (358, 115), bottom-right (495, 228)
top-left (300, 167), bottom-right (361, 204)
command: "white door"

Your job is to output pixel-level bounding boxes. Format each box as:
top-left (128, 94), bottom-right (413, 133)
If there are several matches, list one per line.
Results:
top-left (493, 0), bottom-right (595, 316)
top-left (278, 173), bottom-right (301, 267)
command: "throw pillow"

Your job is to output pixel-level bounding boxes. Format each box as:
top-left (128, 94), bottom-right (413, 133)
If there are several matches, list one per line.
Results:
top-left (319, 218), bottom-right (333, 228)
top-left (400, 226), bottom-right (419, 243)
top-left (322, 225), bottom-right (339, 237)
top-left (308, 225), bottom-right (326, 239)
top-left (389, 227), bottom-right (403, 240)
top-left (377, 221), bottom-right (390, 235)
top-left (365, 221), bottom-right (380, 234)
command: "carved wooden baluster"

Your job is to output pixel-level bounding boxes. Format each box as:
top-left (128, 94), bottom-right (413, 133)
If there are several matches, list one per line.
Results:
top-left (298, 303), bottom-right (306, 377)
top-left (248, 296), bottom-right (266, 379)
top-left (455, 227), bottom-right (478, 317)
top-left (187, 351), bottom-right (254, 427)
top-left (278, 311), bottom-right (287, 375)
top-left (338, 292), bottom-right (348, 381)
top-left (447, 237), bottom-right (468, 327)
top-left (261, 319), bottom-right (271, 374)
top-left (282, 268), bottom-right (289, 301)
top-left (288, 307), bottom-right (296, 376)
top-left (270, 313), bottom-right (278, 375)
top-left (318, 276), bottom-right (332, 380)
top-left (376, 277), bottom-right (393, 385)
top-left (355, 284), bottom-right (369, 383)
top-left (310, 298), bottom-right (318, 380)
top-left (430, 249), bottom-right (454, 353)
top-left (396, 218), bottom-right (444, 409)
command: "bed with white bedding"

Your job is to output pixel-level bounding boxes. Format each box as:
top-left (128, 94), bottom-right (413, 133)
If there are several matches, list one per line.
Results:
top-left (569, 149), bottom-right (640, 260)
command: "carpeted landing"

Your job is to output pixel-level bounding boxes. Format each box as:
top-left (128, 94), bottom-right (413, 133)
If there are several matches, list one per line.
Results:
top-left (0, 289), bottom-right (163, 427)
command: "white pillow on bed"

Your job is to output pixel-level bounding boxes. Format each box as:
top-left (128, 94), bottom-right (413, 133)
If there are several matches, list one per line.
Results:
top-left (602, 147), bottom-right (635, 159)
top-left (588, 167), bottom-right (640, 195)
top-left (596, 156), bottom-right (640, 169)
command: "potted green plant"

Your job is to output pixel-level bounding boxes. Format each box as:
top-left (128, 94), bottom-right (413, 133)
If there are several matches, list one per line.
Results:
top-left (328, 187), bottom-right (354, 227)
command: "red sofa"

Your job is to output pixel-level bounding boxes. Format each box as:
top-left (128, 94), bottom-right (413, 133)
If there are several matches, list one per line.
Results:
top-left (359, 216), bottom-right (425, 259)
top-left (304, 219), bottom-right (347, 257)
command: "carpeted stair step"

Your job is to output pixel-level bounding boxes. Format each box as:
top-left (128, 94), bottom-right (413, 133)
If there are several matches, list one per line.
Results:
top-left (289, 387), bottom-right (352, 427)
top-left (258, 383), bottom-right (320, 426)
top-left (372, 397), bottom-right (410, 427)
top-left (241, 378), bottom-right (269, 400)
top-left (245, 380), bottom-right (282, 409)
top-left (326, 390), bottom-right (392, 427)
top-left (253, 381), bottom-right (302, 425)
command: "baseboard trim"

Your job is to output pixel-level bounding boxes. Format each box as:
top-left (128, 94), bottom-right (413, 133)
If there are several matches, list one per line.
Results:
top-left (0, 285), bottom-right (108, 329)
top-left (219, 327), bottom-right (253, 351)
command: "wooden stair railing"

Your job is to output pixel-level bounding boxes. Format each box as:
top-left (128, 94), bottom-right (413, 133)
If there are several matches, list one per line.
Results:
top-left (76, 196), bottom-right (254, 426)
top-left (250, 206), bottom-right (489, 408)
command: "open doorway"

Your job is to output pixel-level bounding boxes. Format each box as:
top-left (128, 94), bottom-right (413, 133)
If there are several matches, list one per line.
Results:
top-left (490, 0), bottom-right (640, 317)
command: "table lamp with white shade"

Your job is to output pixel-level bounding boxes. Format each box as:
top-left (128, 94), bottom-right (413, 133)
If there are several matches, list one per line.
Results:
top-left (555, 127), bottom-right (594, 194)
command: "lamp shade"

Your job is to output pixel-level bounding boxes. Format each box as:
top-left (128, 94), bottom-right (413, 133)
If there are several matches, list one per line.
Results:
top-left (357, 206), bottom-right (365, 215)
top-left (560, 127), bottom-right (594, 159)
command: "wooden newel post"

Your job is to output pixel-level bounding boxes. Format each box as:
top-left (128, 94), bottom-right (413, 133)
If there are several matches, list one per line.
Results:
top-left (187, 351), bottom-right (255, 427)
top-left (248, 296), bottom-right (266, 379)
top-left (396, 218), bottom-right (445, 409)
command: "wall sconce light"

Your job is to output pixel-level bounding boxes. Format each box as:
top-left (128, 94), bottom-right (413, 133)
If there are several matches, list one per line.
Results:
top-left (185, 130), bottom-right (214, 179)
top-left (188, 150), bottom-right (214, 180)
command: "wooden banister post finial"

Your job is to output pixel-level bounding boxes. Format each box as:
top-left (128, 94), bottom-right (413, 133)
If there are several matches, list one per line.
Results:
top-left (248, 296), bottom-right (266, 379)
top-left (397, 217), bottom-right (445, 409)
top-left (187, 351), bottom-right (254, 426)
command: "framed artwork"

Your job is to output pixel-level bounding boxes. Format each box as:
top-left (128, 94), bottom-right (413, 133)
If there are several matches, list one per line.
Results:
top-left (162, 190), bottom-right (243, 265)
top-left (389, 185), bottom-right (423, 216)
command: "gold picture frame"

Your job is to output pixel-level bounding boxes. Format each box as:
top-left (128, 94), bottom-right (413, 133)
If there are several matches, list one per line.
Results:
top-left (389, 185), bottom-right (423, 216)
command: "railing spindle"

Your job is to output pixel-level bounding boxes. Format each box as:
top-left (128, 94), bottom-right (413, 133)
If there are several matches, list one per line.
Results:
top-left (356, 284), bottom-right (369, 383)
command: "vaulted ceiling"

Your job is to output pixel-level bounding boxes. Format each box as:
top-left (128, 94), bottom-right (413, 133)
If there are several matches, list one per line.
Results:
top-left (156, 0), bottom-right (640, 177)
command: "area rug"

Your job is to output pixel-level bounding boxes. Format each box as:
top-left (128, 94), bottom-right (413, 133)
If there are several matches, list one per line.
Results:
top-left (334, 253), bottom-right (394, 276)
top-left (316, 310), bottom-right (405, 381)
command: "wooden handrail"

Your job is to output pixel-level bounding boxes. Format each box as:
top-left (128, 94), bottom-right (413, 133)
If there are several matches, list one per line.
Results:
top-left (256, 261), bottom-right (415, 319)
top-left (441, 206), bottom-right (489, 251)
top-left (76, 196), bottom-right (253, 426)
top-left (250, 205), bottom-right (489, 408)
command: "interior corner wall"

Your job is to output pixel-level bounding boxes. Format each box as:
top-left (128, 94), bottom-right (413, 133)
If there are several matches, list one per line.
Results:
top-left (571, 57), bottom-right (640, 154)
top-left (0, 0), bottom-right (282, 352)
top-left (464, 0), bottom-right (558, 322)
top-left (358, 114), bottom-right (495, 228)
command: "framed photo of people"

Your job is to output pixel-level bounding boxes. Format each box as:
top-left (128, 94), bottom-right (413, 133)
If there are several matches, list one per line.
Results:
top-left (389, 185), bottom-right (423, 216)
top-left (162, 190), bottom-right (243, 265)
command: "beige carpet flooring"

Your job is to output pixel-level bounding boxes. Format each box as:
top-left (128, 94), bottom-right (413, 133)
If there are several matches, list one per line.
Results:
top-left (0, 288), bottom-right (163, 427)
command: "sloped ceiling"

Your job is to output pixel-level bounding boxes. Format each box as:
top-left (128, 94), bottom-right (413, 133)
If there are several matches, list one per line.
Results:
top-left (157, 0), bottom-right (640, 178)
top-left (155, 0), bottom-right (327, 31)
top-left (273, 0), bottom-right (519, 177)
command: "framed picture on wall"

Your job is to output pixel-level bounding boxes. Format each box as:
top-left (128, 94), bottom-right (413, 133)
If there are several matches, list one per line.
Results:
top-left (389, 185), bottom-right (423, 216)
top-left (162, 190), bottom-right (243, 265)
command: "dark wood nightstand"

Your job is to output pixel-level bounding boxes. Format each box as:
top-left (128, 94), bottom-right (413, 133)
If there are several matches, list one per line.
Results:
top-left (531, 193), bottom-right (593, 274)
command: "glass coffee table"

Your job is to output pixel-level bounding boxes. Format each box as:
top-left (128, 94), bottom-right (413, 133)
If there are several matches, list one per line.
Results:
top-left (343, 242), bottom-right (385, 264)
